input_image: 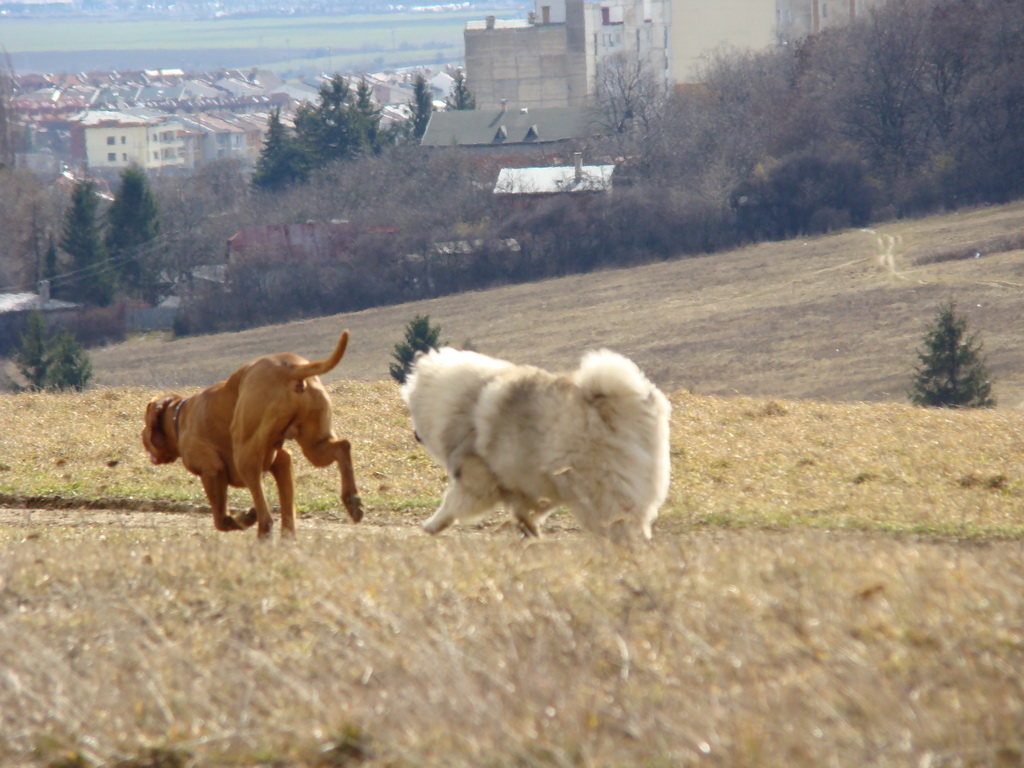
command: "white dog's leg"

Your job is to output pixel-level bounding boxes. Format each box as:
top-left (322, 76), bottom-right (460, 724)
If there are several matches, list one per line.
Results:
top-left (423, 477), bottom-right (497, 534)
top-left (507, 495), bottom-right (555, 538)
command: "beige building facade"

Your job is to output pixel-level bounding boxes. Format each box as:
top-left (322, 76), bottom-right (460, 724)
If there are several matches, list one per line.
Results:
top-left (465, 3), bottom-right (589, 110)
top-left (669, 0), bottom-right (776, 84)
top-left (76, 111), bottom-right (187, 173)
top-left (777, 0), bottom-right (888, 43)
top-left (466, 0), bottom-right (890, 108)
top-left (465, 0), bottom-right (670, 110)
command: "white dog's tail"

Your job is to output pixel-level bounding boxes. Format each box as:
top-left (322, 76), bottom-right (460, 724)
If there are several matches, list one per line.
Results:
top-left (574, 348), bottom-right (655, 402)
top-left (572, 348), bottom-right (672, 542)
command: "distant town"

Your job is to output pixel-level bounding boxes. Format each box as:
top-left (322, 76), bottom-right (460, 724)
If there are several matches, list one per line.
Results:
top-left (11, 65), bottom-right (458, 178)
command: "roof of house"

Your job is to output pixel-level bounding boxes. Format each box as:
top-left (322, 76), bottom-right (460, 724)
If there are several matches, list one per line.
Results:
top-left (420, 106), bottom-right (601, 148)
top-left (465, 18), bottom-right (533, 31)
top-left (494, 163), bottom-right (615, 195)
top-left (0, 292), bottom-right (78, 314)
top-left (71, 109), bottom-right (158, 127)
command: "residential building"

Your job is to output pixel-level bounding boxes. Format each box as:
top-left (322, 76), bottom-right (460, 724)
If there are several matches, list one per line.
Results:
top-left (466, 0), bottom-right (890, 109)
top-left (68, 108), bottom-right (272, 173)
top-left (70, 111), bottom-right (152, 170)
top-left (0, 282), bottom-right (79, 356)
top-left (420, 104), bottom-right (601, 157)
top-left (777, 0), bottom-right (888, 42)
top-left (493, 152), bottom-right (615, 214)
top-left (466, 0), bottom-right (669, 110)
top-left (495, 152), bottom-right (614, 193)
top-left (669, 0), bottom-right (775, 84)
top-left (465, 7), bottom-right (590, 110)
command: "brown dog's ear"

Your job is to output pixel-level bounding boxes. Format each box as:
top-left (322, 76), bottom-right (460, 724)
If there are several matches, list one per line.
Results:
top-left (142, 396), bottom-right (177, 460)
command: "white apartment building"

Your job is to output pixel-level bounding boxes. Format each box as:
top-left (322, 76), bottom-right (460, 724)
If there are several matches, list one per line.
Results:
top-left (73, 110), bottom-right (186, 172)
top-left (71, 110), bottom-right (269, 173)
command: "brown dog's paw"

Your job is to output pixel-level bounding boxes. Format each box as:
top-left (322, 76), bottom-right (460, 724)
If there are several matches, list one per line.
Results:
top-left (344, 494), bottom-right (364, 523)
top-left (236, 508), bottom-right (259, 528)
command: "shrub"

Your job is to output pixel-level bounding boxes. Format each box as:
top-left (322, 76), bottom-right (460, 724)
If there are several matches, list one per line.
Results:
top-left (389, 314), bottom-right (442, 384)
top-left (13, 312), bottom-right (93, 392)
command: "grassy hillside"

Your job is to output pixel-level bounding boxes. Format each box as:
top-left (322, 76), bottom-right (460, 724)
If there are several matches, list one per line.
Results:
top-left (2, 205), bottom-right (1024, 767)
top-left (88, 200), bottom-right (1024, 406)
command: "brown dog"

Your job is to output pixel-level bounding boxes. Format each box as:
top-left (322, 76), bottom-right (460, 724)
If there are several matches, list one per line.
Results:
top-left (141, 331), bottom-right (364, 538)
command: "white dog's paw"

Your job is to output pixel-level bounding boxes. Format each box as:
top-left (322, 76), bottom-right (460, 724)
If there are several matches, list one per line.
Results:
top-left (422, 514), bottom-right (454, 535)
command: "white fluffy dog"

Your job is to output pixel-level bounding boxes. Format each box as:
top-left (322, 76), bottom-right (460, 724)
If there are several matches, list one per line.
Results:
top-left (400, 347), bottom-right (671, 541)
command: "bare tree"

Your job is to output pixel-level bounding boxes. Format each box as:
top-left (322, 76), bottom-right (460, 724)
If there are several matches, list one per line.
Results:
top-left (594, 52), bottom-right (664, 137)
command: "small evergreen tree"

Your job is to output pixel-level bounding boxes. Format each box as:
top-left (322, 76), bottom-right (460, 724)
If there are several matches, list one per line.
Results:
top-left (15, 311), bottom-right (49, 390)
top-left (910, 299), bottom-right (994, 408)
top-left (410, 74), bottom-right (434, 141)
top-left (446, 69), bottom-right (476, 111)
top-left (106, 164), bottom-right (160, 300)
top-left (389, 314), bottom-right (442, 384)
top-left (44, 328), bottom-right (93, 392)
top-left (59, 179), bottom-right (115, 306)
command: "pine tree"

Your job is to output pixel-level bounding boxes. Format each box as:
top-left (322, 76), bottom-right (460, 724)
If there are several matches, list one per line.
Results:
top-left (910, 299), bottom-right (994, 408)
top-left (106, 164), bottom-right (160, 301)
top-left (351, 77), bottom-right (382, 154)
top-left (410, 74), bottom-right (434, 141)
top-left (389, 314), bottom-right (442, 383)
top-left (59, 179), bottom-right (115, 306)
top-left (253, 107), bottom-right (308, 191)
top-left (295, 73), bottom-right (358, 168)
top-left (15, 311), bottom-right (49, 390)
top-left (446, 69), bottom-right (476, 111)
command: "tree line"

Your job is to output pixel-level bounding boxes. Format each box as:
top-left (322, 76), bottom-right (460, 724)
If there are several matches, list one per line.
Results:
top-left (1, 0), bottom-right (1022, 345)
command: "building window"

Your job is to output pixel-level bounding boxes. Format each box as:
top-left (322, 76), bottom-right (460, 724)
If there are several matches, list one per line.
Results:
top-left (122, 153), bottom-right (128, 161)
top-left (107, 152), bottom-right (116, 162)
top-left (106, 136), bottom-right (116, 145)
top-left (121, 136), bottom-right (127, 144)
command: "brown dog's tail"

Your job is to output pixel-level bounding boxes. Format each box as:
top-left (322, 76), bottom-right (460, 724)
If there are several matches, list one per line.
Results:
top-left (289, 331), bottom-right (350, 380)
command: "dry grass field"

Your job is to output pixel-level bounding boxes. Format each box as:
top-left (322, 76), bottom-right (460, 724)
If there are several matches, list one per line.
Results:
top-left (1, 381), bottom-right (1024, 766)
top-left (2, 205), bottom-right (1024, 766)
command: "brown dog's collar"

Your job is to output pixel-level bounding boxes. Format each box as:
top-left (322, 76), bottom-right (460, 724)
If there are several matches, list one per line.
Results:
top-left (172, 397), bottom-right (189, 444)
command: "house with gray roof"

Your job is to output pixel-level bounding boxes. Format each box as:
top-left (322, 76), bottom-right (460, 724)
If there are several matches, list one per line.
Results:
top-left (420, 104), bottom-right (602, 155)
top-left (0, 283), bottom-right (80, 355)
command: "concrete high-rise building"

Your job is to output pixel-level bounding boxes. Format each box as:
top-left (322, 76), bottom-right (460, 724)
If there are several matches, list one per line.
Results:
top-left (777, 0), bottom-right (888, 43)
top-left (465, 0), bottom-right (888, 110)
top-left (465, 0), bottom-right (670, 110)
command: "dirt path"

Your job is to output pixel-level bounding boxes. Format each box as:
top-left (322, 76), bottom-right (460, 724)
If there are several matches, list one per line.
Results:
top-left (0, 505), bottom-right (603, 540)
top-left (862, 228), bottom-right (907, 279)
top-left (0, 505), bottom-right (695, 540)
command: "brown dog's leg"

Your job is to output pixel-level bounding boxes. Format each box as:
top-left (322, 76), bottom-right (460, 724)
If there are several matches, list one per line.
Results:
top-left (301, 437), bottom-right (363, 522)
top-left (269, 448), bottom-right (297, 536)
top-left (235, 462), bottom-right (274, 539)
top-left (201, 471), bottom-right (247, 532)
